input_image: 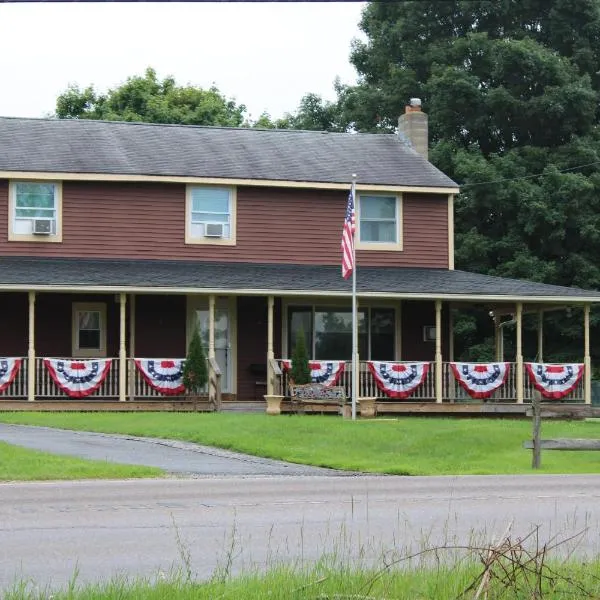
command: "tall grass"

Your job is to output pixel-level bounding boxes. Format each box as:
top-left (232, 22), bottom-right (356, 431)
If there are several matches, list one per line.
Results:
top-left (6, 544), bottom-right (600, 599)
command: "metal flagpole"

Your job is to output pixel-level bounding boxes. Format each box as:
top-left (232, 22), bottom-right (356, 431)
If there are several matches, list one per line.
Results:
top-left (351, 174), bottom-right (358, 421)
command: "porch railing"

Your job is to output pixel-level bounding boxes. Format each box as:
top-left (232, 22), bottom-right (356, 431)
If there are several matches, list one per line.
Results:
top-left (0, 357), bottom-right (222, 405)
top-left (35, 357), bottom-right (120, 398)
top-left (208, 357), bottom-right (222, 410)
top-left (274, 360), bottom-right (586, 403)
top-left (0, 357), bottom-right (28, 399)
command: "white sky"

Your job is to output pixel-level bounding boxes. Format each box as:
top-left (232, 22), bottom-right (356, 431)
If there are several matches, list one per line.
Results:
top-left (0, 2), bottom-right (366, 121)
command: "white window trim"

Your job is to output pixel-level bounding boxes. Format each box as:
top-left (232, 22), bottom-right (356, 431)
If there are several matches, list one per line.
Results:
top-left (8, 180), bottom-right (63, 243)
top-left (355, 192), bottom-right (403, 251)
top-left (71, 302), bottom-right (107, 358)
top-left (185, 185), bottom-right (237, 245)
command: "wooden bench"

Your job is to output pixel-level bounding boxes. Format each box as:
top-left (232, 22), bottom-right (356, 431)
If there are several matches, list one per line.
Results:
top-left (289, 383), bottom-right (346, 414)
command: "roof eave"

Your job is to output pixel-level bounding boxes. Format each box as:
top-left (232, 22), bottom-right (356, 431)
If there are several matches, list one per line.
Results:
top-left (0, 170), bottom-right (460, 194)
top-left (0, 283), bottom-right (595, 303)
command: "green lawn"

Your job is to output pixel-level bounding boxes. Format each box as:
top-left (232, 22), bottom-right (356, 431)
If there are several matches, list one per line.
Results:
top-left (0, 412), bottom-right (599, 475)
top-left (0, 440), bottom-right (162, 481)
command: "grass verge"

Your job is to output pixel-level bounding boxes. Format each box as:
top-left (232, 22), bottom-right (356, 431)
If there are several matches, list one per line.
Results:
top-left (0, 441), bottom-right (162, 480)
top-left (6, 560), bottom-right (600, 599)
top-left (0, 412), bottom-right (599, 475)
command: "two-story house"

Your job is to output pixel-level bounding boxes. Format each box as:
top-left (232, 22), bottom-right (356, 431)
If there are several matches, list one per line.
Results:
top-left (1, 101), bottom-right (599, 411)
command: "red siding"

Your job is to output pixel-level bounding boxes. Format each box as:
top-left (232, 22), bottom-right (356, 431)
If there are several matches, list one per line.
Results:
top-left (401, 301), bottom-right (450, 361)
top-left (0, 181), bottom-right (449, 268)
top-left (134, 295), bottom-right (186, 357)
top-left (0, 292), bottom-right (28, 356)
top-left (35, 293), bottom-right (120, 357)
top-left (236, 297), bottom-right (282, 401)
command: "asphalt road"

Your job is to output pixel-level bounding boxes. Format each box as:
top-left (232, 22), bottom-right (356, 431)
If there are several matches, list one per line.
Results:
top-left (1, 425), bottom-right (600, 594)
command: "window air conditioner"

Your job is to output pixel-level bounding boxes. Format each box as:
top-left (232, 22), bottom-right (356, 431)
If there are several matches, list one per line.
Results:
top-left (423, 325), bottom-right (437, 342)
top-left (32, 218), bottom-right (53, 235)
top-left (205, 223), bottom-right (224, 238)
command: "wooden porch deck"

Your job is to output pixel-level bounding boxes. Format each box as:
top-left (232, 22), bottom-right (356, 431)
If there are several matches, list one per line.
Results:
top-left (0, 398), bottom-right (596, 419)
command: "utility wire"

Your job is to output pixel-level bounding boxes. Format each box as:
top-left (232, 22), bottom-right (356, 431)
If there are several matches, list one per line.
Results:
top-left (459, 159), bottom-right (600, 188)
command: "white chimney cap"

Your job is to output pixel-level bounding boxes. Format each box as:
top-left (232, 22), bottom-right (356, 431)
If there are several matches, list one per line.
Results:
top-left (409, 98), bottom-right (422, 107)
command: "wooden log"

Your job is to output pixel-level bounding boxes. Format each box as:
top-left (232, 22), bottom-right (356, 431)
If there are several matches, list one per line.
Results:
top-left (526, 405), bottom-right (600, 419)
top-left (523, 439), bottom-right (600, 450)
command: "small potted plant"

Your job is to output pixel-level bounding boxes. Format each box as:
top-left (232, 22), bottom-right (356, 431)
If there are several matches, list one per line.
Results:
top-left (182, 327), bottom-right (208, 407)
top-left (290, 326), bottom-right (311, 386)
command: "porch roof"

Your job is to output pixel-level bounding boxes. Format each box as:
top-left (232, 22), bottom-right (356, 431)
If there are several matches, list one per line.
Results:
top-left (2, 257), bottom-right (600, 303)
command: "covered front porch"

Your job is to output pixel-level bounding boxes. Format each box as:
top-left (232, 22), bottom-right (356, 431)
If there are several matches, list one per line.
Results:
top-left (0, 257), bottom-right (599, 411)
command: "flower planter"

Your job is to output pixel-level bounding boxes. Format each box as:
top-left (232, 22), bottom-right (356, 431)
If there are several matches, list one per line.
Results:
top-left (264, 394), bottom-right (284, 415)
top-left (359, 397), bottom-right (377, 418)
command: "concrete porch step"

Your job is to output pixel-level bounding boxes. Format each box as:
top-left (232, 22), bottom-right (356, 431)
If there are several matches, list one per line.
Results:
top-left (220, 401), bottom-right (265, 412)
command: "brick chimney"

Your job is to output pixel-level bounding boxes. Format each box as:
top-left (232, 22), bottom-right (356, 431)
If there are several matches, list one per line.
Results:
top-left (397, 98), bottom-right (428, 160)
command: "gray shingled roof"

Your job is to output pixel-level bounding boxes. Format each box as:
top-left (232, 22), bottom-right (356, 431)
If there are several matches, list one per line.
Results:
top-left (0, 116), bottom-right (458, 188)
top-left (0, 257), bottom-right (598, 301)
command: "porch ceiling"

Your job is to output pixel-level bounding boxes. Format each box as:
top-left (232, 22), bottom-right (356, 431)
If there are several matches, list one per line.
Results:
top-left (1, 256), bottom-right (600, 303)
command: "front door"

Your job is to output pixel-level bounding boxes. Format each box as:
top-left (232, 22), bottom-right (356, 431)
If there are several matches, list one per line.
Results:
top-left (188, 297), bottom-right (235, 393)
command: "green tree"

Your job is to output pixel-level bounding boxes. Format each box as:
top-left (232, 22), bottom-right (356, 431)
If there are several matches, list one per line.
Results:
top-left (291, 327), bottom-right (311, 385)
top-left (250, 93), bottom-right (345, 132)
top-left (340, 0), bottom-right (600, 361)
top-left (56, 67), bottom-right (247, 127)
top-left (182, 327), bottom-right (208, 395)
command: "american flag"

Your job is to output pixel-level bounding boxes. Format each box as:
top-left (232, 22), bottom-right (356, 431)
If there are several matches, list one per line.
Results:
top-left (341, 186), bottom-right (356, 279)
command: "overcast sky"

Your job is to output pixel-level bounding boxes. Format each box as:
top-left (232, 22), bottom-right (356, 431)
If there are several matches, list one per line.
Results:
top-left (0, 2), bottom-right (366, 121)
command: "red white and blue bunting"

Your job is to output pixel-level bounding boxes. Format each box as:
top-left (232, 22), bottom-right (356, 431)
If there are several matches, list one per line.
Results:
top-left (0, 358), bottom-right (22, 392)
top-left (450, 362), bottom-right (509, 399)
top-left (44, 359), bottom-right (112, 398)
top-left (367, 361), bottom-right (429, 399)
top-left (282, 360), bottom-right (345, 387)
top-left (525, 363), bottom-right (584, 399)
top-left (135, 359), bottom-right (186, 395)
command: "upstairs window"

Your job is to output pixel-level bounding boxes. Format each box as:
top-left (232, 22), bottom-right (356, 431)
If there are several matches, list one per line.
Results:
top-left (186, 186), bottom-right (236, 245)
top-left (9, 181), bottom-right (62, 242)
top-left (357, 194), bottom-right (402, 250)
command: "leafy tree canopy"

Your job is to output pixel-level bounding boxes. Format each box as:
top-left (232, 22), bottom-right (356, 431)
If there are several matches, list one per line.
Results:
top-left (340, 0), bottom-right (600, 360)
top-left (56, 67), bottom-right (247, 127)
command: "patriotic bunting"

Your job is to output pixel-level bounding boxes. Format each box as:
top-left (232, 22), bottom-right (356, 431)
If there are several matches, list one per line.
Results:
top-left (450, 362), bottom-right (509, 399)
top-left (135, 359), bottom-right (186, 395)
top-left (282, 360), bottom-right (345, 387)
top-left (44, 359), bottom-right (112, 398)
top-left (0, 358), bottom-right (22, 392)
top-left (525, 363), bottom-right (584, 399)
top-left (367, 361), bottom-right (429, 399)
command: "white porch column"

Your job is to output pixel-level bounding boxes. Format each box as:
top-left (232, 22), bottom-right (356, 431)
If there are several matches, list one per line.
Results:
top-left (27, 291), bottom-right (35, 402)
top-left (119, 293), bottom-right (127, 401)
top-left (435, 300), bottom-right (443, 403)
top-left (208, 295), bottom-right (216, 359)
top-left (128, 294), bottom-right (136, 401)
top-left (584, 303), bottom-right (591, 405)
top-left (395, 301), bottom-right (402, 359)
top-left (537, 310), bottom-right (544, 361)
top-left (267, 295), bottom-right (274, 396)
top-left (448, 305), bottom-right (454, 362)
top-left (516, 302), bottom-right (524, 404)
top-left (494, 316), bottom-right (502, 361)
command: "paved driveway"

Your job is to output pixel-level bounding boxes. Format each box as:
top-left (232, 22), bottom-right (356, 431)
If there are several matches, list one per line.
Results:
top-left (0, 423), bottom-right (352, 477)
